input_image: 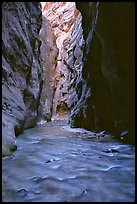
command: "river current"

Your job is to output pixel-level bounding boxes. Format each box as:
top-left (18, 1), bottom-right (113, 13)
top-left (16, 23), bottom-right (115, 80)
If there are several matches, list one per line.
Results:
top-left (2, 120), bottom-right (135, 202)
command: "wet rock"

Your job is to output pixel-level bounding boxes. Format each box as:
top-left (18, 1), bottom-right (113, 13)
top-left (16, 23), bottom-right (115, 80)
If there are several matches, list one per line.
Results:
top-left (45, 158), bottom-right (54, 163)
top-left (2, 123), bottom-right (18, 156)
top-left (17, 189), bottom-right (28, 197)
top-left (104, 149), bottom-right (119, 153)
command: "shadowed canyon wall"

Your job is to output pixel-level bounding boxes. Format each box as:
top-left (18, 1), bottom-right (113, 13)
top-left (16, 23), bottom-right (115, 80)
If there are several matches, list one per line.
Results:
top-left (70, 2), bottom-right (135, 144)
top-left (2, 2), bottom-right (42, 156)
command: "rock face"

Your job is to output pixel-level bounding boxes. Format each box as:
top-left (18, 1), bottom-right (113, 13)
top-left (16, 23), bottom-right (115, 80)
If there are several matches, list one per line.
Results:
top-left (38, 16), bottom-right (58, 122)
top-left (2, 2), bottom-right (42, 156)
top-left (70, 2), bottom-right (135, 144)
top-left (41, 2), bottom-right (84, 120)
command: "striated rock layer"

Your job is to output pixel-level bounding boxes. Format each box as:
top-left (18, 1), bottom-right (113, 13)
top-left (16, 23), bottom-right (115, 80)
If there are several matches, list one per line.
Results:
top-left (2, 2), bottom-right (42, 156)
top-left (41, 2), bottom-right (84, 120)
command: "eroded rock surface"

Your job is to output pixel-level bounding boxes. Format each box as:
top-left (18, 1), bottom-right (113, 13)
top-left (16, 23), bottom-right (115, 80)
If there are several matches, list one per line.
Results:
top-left (41, 2), bottom-right (84, 119)
top-left (2, 2), bottom-right (42, 156)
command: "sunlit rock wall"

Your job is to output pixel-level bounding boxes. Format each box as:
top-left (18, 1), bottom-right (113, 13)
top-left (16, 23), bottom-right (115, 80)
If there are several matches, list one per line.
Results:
top-left (41, 2), bottom-right (84, 119)
top-left (2, 2), bottom-right (42, 156)
top-left (70, 2), bottom-right (135, 144)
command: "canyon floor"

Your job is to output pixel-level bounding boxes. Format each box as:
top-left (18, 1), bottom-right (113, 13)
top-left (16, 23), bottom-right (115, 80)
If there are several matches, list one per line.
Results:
top-left (2, 120), bottom-right (135, 202)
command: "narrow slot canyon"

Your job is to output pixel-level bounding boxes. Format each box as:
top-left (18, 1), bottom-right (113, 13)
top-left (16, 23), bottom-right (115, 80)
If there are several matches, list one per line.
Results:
top-left (2, 2), bottom-right (135, 202)
top-left (38, 2), bottom-right (84, 123)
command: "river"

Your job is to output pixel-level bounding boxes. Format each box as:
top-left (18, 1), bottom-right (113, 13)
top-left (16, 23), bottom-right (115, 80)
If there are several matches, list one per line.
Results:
top-left (2, 120), bottom-right (135, 202)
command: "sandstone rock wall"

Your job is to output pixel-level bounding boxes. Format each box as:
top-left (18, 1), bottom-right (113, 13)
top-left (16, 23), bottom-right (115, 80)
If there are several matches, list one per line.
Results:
top-left (41, 2), bottom-right (84, 120)
top-left (2, 2), bottom-right (42, 156)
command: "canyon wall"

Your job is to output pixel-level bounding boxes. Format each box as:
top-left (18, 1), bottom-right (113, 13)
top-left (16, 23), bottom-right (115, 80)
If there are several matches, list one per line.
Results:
top-left (38, 15), bottom-right (58, 122)
top-left (2, 2), bottom-right (42, 156)
top-left (70, 2), bottom-right (135, 144)
top-left (41, 2), bottom-right (84, 120)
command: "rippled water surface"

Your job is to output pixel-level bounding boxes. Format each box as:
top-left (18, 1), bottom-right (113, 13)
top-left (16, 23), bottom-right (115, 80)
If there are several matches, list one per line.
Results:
top-left (2, 121), bottom-right (135, 202)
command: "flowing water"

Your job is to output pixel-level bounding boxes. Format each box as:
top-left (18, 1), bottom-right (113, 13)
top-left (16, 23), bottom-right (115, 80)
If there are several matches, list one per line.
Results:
top-left (2, 120), bottom-right (135, 202)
